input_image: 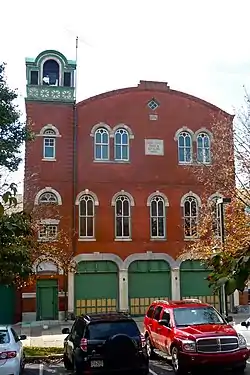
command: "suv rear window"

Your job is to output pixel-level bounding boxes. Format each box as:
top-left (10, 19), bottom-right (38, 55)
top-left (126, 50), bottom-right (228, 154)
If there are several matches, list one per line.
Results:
top-left (87, 321), bottom-right (140, 340)
top-left (0, 330), bottom-right (10, 344)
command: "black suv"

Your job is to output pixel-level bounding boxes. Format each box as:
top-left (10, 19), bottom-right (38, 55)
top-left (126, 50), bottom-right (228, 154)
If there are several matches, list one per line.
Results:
top-left (62, 312), bottom-right (149, 374)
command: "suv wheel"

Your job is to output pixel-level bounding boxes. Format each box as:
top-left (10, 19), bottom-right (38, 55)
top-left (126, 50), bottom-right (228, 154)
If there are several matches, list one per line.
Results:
top-left (63, 354), bottom-right (73, 370)
top-left (146, 336), bottom-right (155, 358)
top-left (171, 346), bottom-right (187, 375)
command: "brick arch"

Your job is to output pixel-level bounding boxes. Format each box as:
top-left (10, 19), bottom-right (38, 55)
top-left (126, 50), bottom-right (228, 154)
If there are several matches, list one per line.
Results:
top-left (111, 190), bottom-right (135, 206)
top-left (90, 122), bottom-right (112, 137)
top-left (174, 127), bottom-right (194, 141)
top-left (38, 124), bottom-right (61, 137)
top-left (34, 187), bottom-right (62, 205)
top-left (111, 124), bottom-right (134, 139)
top-left (146, 191), bottom-right (169, 206)
top-left (75, 189), bottom-right (99, 206)
top-left (180, 191), bottom-right (202, 207)
top-left (123, 252), bottom-right (178, 270)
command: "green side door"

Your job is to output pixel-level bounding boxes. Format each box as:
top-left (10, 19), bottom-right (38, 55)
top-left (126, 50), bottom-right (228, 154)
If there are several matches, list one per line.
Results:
top-left (128, 260), bottom-right (171, 315)
top-left (0, 285), bottom-right (15, 324)
top-left (74, 261), bottom-right (118, 315)
top-left (36, 279), bottom-right (58, 320)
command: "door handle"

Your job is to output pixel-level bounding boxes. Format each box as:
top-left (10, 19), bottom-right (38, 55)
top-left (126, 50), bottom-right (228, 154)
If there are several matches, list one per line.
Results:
top-left (156, 328), bottom-right (162, 332)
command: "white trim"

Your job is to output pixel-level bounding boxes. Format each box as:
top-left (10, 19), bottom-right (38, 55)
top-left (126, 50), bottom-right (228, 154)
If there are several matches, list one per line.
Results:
top-left (90, 122), bottom-right (112, 137)
top-left (180, 191), bottom-right (202, 207)
top-left (34, 187), bottom-right (62, 205)
top-left (22, 292), bottom-right (67, 299)
top-left (40, 56), bottom-right (62, 86)
top-left (194, 127), bottom-right (213, 141)
top-left (111, 190), bottom-right (135, 206)
top-left (74, 253), bottom-right (124, 270)
top-left (111, 124), bottom-right (134, 139)
top-left (93, 127), bottom-right (110, 161)
top-left (75, 189), bottom-right (99, 206)
top-left (146, 191), bottom-right (169, 206)
top-left (123, 252), bottom-right (178, 270)
top-left (33, 256), bottom-right (63, 274)
top-left (38, 124), bottom-right (61, 137)
top-left (43, 137), bottom-right (56, 160)
top-left (40, 219), bottom-right (60, 225)
top-left (208, 192), bottom-right (224, 202)
top-left (174, 127), bottom-right (194, 141)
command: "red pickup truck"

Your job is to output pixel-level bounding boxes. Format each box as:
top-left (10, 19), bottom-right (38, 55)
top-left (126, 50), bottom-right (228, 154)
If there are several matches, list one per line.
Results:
top-left (144, 299), bottom-right (250, 374)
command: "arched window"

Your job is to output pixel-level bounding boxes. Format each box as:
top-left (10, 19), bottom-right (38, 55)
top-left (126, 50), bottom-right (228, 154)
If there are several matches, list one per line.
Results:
top-left (38, 192), bottom-right (58, 204)
top-left (183, 196), bottom-right (198, 238)
top-left (43, 129), bottom-right (56, 159)
top-left (178, 132), bottom-right (192, 163)
top-left (150, 196), bottom-right (166, 238)
top-left (79, 195), bottom-right (95, 238)
top-left (94, 128), bottom-right (109, 161)
top-left (197, 132), bottom-right (211, 163)
top-left (115, 195), bottom-right (131, 238)
top-left (42, 59), bottom-right (59, 86)
top-left (210, 197), bottom-right (221, 236)
top-left (114, 129), bottom-right (129, 161)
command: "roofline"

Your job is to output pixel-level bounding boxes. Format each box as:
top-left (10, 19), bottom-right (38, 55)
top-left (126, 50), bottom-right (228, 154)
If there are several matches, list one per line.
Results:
top-left (76, 83), bottom-right (233, 118)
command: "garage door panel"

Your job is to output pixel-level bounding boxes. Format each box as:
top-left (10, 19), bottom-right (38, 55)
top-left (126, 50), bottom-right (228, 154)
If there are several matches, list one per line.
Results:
top-left (128, 260), bottom-right (171, 316)
top-left (75, 261), bottom-right (118, 315)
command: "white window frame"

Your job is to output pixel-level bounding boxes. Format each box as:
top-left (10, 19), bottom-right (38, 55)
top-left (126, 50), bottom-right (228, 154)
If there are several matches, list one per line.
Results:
top-left (150, 196), bottom-right (166, 239)
top-left (43, 136), bottom-right (56, 159)
top-left (183, 196), bottom-right (199, 239)
top-left (38, 224), bottom-right (58, 241)
top-left (114, 128), bottom-right (129, 161)
top-left (94, 128), bottom-right (110, 161)
top-left (115, 195), bottom-right (131, 239)
top-left (197, 132), bottom-right (211, 164)
top-left (79, 195), bottom-right (95, 239)
top-left (38, 192), bottom-right (58, 204)
top-left (178, 131), bottom-right (193, 164)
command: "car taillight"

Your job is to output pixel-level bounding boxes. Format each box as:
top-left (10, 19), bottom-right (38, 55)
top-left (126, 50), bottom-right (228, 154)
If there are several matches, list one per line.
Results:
top-left (0, 351), bottom-right (17, 359)
top-left (140, 334), bottom-right (146, 348)
top-left (80, 338), bottom-right (88, 352)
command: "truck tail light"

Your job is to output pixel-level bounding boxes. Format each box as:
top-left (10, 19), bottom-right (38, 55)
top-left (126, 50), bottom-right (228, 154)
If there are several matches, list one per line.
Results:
top-left (80, 338), bottom-right (88, 352)
top-left (0, 351), bottom-right (17, 359)
top-left (140, 334), bottom-right (146, 348)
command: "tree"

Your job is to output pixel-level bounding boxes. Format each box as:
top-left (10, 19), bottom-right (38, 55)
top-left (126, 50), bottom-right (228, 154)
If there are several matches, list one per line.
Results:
top-left (181, 104), bottom-right (250, 295)
top-left (0, 62), bottom-right (33, 214)
top-left (0, 211), bottom-right (36, 285)
top-left (182, 197), bottom-right (250, 295)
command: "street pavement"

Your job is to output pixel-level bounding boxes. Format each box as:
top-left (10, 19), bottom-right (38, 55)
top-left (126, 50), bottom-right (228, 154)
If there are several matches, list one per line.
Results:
top-left (22, 360), bottom-right (250, 374)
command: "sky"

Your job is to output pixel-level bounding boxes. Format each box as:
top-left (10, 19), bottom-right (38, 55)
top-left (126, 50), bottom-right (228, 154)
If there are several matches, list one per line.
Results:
top-left (2, 0), bottom-right (250, 193)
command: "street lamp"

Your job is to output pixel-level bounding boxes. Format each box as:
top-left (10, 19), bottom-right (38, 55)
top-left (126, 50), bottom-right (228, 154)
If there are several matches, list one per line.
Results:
top-left (216, 197), bottom-right (232, 317)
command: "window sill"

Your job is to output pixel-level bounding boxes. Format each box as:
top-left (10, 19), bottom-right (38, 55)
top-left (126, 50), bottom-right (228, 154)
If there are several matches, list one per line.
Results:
top-left (114, 238), bottom-right (132, 242)
top-left (178, 162), bottom-right (194, 166)
top-left (184, 237), bottom-right (199, 241)
top-left (93, 160), bottom-right (130, 164)
top-left (37, 239), bottom-right (58, 242)
top-left (42, 158), bottom-right (56, 162)
top-left (78, 238), bottom-right (96, 242)
top-left (150, 238), bottom-right (167, 241)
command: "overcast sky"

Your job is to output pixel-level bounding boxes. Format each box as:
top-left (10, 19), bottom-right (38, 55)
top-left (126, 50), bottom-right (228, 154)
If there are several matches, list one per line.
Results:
top-left (2, 0), bottom-right (250, 193)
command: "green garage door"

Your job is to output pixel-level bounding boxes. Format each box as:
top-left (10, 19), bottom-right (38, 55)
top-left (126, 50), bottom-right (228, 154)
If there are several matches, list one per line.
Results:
top-left (75, 261), bottom-right (118, 315)
top-left (180, 260), bottom-right (224, 310)
top-left (128, 260), bottom-right (171, 316)
top-left (0, 285), bottom-right (15, 324)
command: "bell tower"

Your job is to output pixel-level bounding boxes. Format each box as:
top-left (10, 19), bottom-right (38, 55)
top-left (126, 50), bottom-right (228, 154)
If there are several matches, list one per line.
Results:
top-left (25, 50), bottom-right (76, 103)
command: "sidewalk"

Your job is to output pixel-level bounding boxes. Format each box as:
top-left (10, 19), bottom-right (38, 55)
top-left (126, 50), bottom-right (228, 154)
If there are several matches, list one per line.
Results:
top-left (13, 314), bottom-right (248, 348)
top-left (13, 318), bottom-right (144, 347)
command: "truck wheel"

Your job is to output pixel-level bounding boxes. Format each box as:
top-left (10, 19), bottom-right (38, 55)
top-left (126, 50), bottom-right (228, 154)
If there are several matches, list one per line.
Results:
top-left (63, 354), bottom-right (73, 370)
top-left (171, 346), bottom-right (187, 375)
top-left (146, 336), bottom-right (155, 359)
top-left (235, 363), bottom-right (246, 374)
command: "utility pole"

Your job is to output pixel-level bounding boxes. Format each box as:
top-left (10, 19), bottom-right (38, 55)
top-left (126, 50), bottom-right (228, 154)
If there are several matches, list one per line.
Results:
top-left (217, 197), bottom-right (231, 317)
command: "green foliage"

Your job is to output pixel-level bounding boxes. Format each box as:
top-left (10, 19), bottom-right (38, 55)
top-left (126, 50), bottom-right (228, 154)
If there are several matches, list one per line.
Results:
top-left (207, 249), bottom-right (250, 295)
top-left (0, 63), bottom-right (32, 172)
top-left (0, 212), bottom-right (35, 285)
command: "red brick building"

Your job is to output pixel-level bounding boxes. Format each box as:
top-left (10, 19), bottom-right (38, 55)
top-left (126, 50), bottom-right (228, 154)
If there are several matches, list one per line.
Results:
top-left (22, 49), bottom-right (232, 321)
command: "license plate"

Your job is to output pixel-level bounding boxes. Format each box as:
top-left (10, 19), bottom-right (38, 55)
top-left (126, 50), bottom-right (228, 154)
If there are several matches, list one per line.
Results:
top-left (91, 360), bottom-right (104, 368)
